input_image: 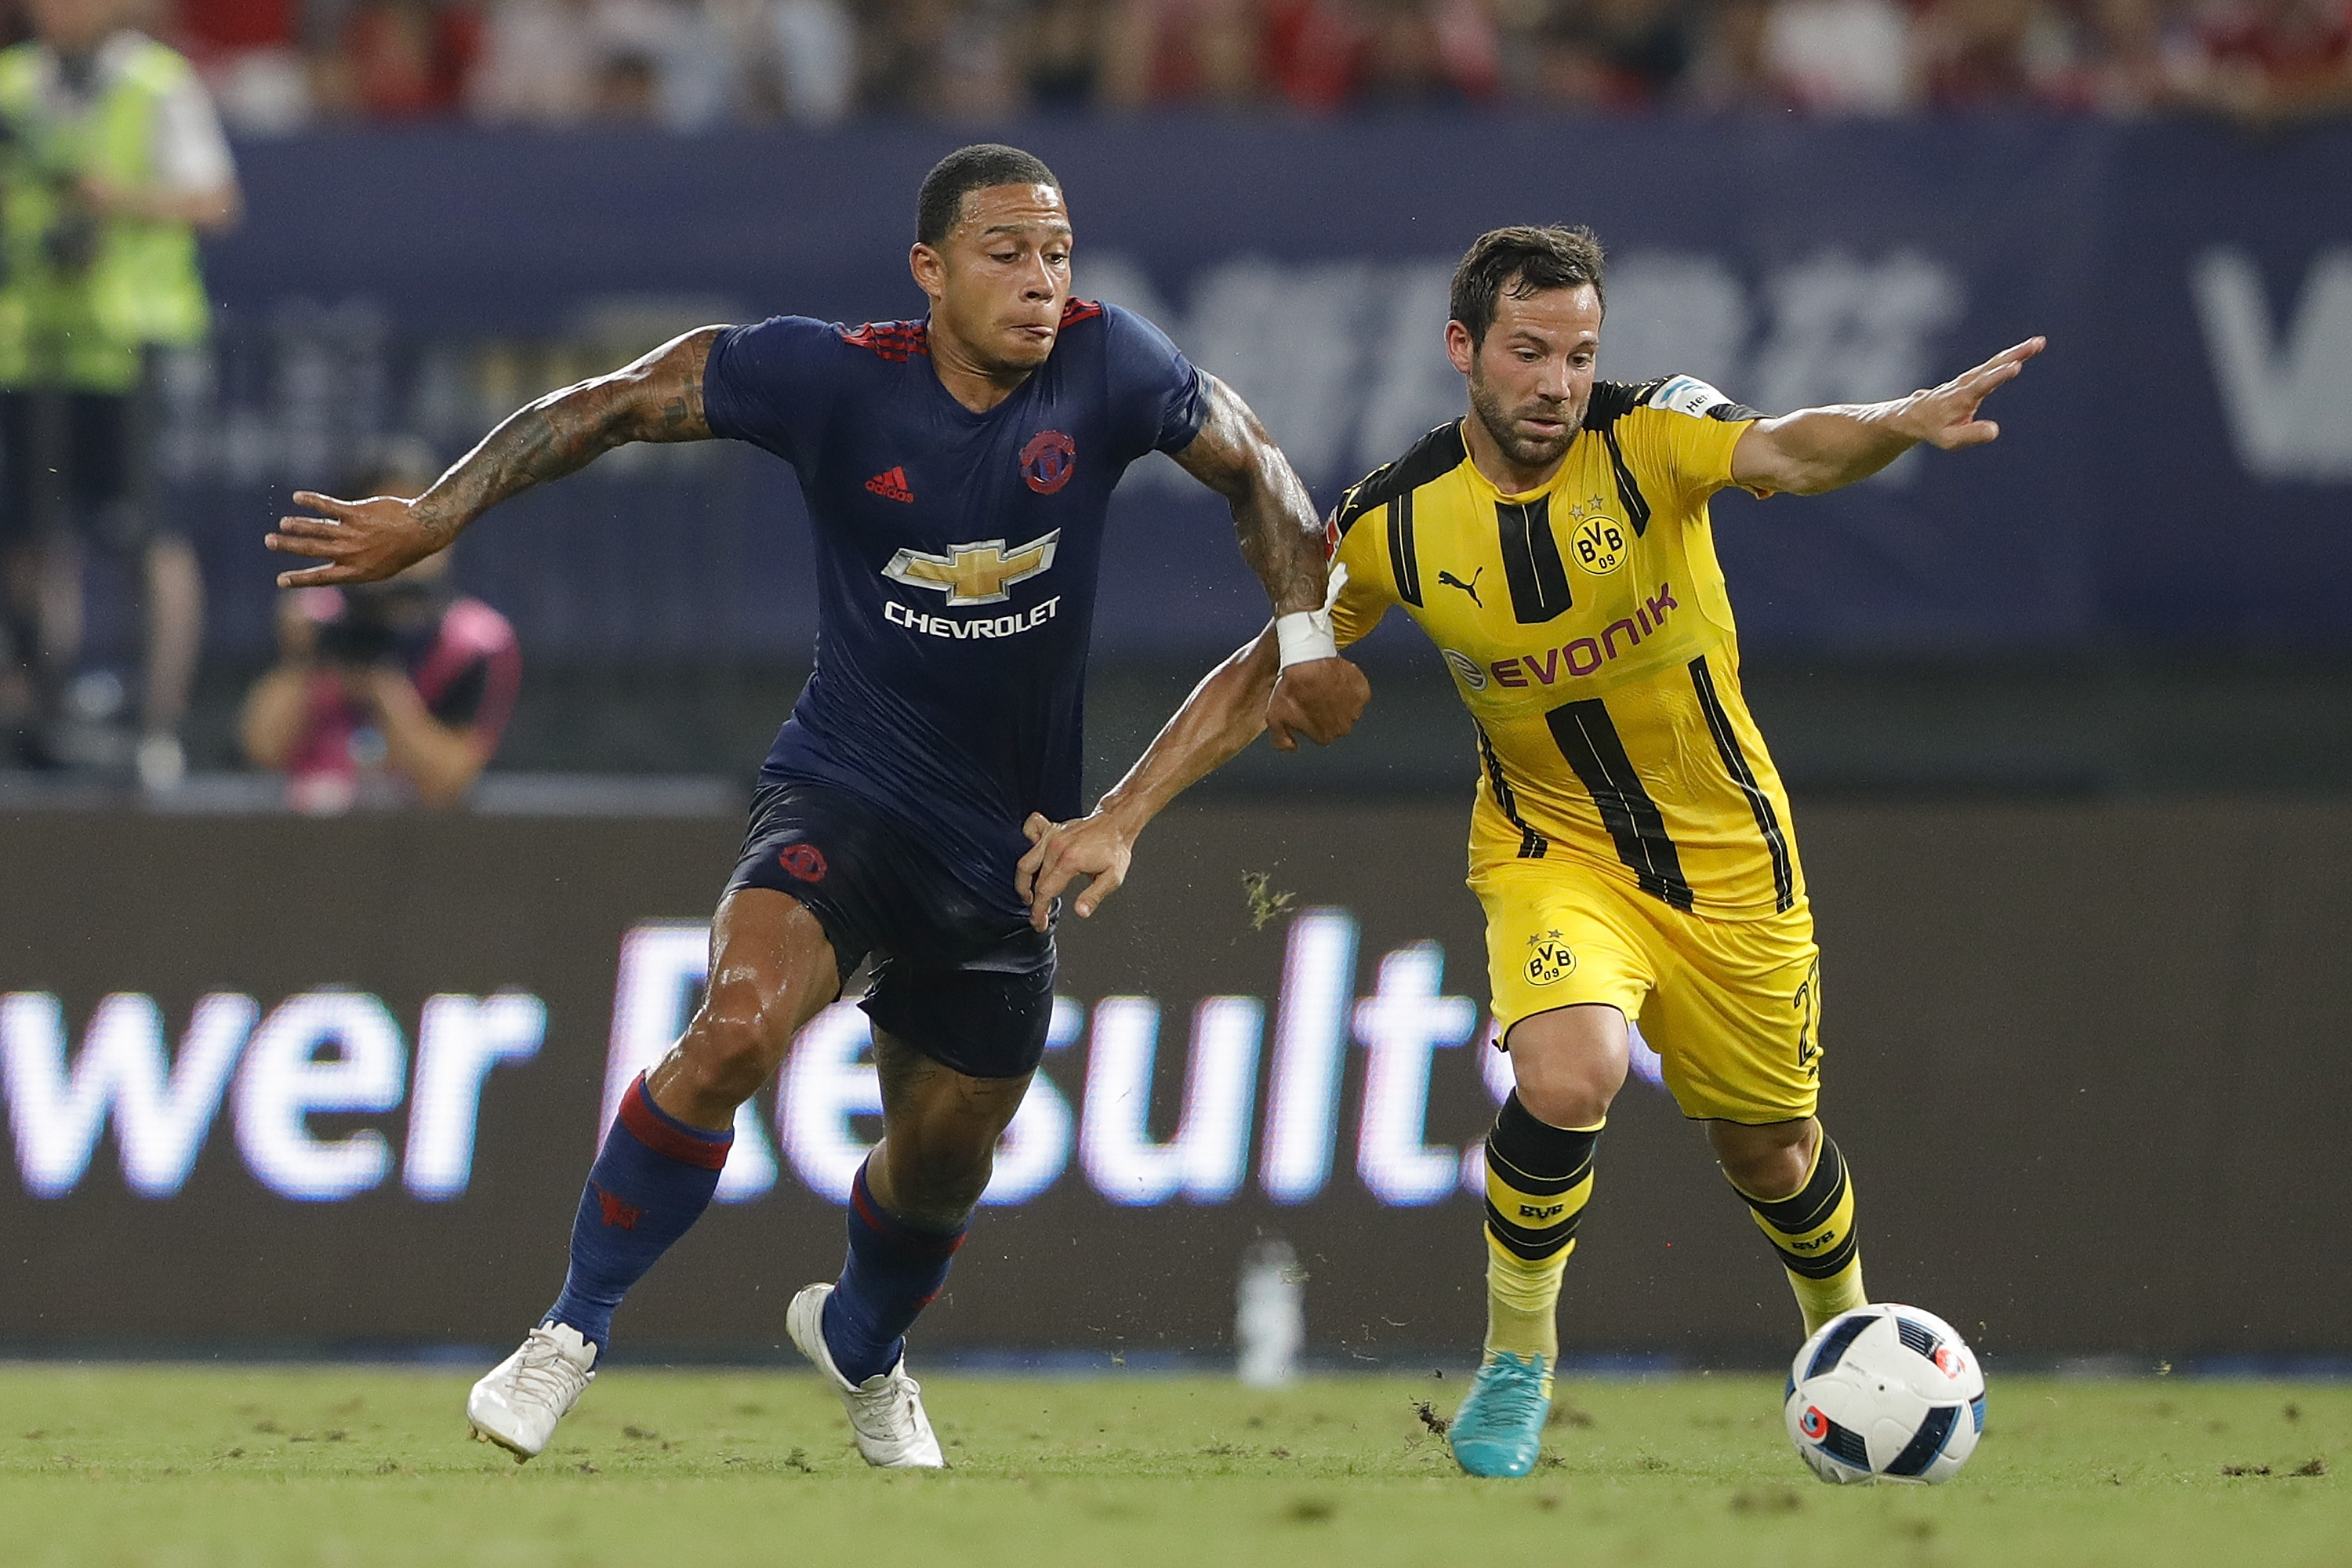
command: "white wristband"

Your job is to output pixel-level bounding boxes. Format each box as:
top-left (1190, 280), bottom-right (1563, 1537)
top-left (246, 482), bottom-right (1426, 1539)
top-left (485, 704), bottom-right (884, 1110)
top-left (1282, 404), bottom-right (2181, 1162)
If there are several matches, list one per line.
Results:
top-left (1275, 608), bottom-right (1338, 669)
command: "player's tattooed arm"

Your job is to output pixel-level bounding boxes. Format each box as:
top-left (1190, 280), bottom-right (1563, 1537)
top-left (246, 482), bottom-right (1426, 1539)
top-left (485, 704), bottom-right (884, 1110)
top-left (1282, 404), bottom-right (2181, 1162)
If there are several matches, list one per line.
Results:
top-left (1171, 374), bottom-right (1370, 750)
top-left (1172, 374), bottom-right (1327, 615)
top-left (267, 327), bottom-right (722, 586)
top-left (1017, 625), bottom-right (1283, 931)
top-left (1731, 336), bottom-right (2045, 496)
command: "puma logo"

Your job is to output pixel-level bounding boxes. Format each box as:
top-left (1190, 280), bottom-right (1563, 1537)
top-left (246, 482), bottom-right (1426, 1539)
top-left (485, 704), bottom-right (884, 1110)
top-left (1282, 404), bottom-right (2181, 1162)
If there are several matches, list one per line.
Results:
top-left (1438, 567), bottom-right (1483, 606)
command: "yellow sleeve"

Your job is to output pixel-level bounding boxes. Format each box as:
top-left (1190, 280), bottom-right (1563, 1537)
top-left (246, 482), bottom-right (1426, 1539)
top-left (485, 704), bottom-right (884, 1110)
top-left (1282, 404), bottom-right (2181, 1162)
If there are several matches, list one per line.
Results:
top-left (1628, 377), bottom-right (1767, 504)
top-left (1327, 506), bottom-right (1396, 649)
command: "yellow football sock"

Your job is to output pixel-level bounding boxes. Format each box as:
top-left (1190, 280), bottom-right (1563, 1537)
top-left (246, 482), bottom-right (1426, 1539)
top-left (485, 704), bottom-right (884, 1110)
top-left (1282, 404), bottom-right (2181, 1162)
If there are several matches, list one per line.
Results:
top-left (1482, 1094), bottom-right (1602, 1392)
top-left (1729, 1134), bottom-right (1867, 1337)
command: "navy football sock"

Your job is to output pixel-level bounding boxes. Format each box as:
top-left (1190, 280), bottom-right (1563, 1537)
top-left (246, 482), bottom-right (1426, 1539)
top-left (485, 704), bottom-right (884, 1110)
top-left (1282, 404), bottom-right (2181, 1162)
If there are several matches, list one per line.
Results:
top-left (821, 1160), bottom-right (965, 1384)
top-left (546, 1073), bottom-right (731, 1352)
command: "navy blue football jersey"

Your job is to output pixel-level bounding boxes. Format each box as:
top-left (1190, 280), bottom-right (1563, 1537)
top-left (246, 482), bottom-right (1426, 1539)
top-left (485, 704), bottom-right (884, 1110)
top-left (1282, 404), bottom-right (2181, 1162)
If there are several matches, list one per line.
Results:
top-left (702, 299), bottom-right (1210, 915)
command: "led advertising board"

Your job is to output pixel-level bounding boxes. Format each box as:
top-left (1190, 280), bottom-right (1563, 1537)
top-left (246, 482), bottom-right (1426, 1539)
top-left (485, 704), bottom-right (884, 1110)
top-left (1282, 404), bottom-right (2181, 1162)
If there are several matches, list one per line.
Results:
top-left (3, 801), bottom-right (2347, 1358)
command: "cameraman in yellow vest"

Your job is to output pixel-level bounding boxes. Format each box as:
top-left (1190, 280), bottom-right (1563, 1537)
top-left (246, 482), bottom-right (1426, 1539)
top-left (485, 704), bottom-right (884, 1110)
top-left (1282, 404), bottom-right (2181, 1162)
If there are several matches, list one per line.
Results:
top-left (0, 0), bottom-right (238, 789)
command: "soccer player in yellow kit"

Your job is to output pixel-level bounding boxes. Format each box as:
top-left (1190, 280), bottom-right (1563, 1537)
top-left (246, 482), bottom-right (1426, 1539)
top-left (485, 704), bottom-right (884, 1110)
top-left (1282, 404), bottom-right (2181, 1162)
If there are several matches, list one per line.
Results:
top-left (1017, 225), bottom-right (2042, 1478)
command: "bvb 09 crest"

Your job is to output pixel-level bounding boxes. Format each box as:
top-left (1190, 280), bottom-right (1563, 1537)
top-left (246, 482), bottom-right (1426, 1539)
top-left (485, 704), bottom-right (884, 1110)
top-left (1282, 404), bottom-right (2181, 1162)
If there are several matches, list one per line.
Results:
top-left (1525, 931), bottom-right (1577, 985)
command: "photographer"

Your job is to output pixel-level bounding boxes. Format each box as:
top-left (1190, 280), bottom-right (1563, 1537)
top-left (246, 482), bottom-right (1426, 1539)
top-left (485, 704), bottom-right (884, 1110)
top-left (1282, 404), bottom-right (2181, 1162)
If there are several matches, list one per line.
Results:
top-left (0, 0), bottom-right (241, 789)
top-left (239, 456), bottom-right (520, 812)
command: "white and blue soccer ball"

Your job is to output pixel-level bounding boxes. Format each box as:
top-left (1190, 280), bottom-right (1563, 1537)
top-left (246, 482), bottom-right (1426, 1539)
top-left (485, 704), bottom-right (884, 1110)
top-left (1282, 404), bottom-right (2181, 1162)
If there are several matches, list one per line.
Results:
top-left (1783, 1304), bottom-right (1985, 1485)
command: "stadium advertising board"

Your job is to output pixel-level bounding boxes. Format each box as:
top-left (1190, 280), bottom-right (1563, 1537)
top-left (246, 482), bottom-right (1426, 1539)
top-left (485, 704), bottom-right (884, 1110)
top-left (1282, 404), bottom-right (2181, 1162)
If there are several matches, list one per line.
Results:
top-left (180, 120), bottom-right (2352, 666)
top-left (3, 800), bottom-right (2348, 1359)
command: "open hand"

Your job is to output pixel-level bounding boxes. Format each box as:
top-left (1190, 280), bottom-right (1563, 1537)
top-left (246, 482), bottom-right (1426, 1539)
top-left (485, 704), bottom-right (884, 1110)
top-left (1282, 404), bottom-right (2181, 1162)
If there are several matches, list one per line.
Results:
top-left (1901, 337), bottom-right (2045, 452)
top-left (1266, 655), bottom-right (1370, 753)
top-left (1014, 810), bottom-right (1135, 932)
top-left (267, 493), bottom-right (450, 588)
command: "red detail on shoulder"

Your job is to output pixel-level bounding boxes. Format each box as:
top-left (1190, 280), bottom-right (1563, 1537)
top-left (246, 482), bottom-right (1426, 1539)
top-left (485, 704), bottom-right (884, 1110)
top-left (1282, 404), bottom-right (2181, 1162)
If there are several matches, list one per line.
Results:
top-left (839, 320), bottom-right (931, 361)
top-left (778, 842), bottom-right (828, 882)
top-left (1060, 298), bottom-right (1105, 326)
top-left (616, 1073), bottom-right (732, 1170)
top-left (863, 466), bottom-right (914, 503)
top-left (1323, 513), bottom-right (1341, 560)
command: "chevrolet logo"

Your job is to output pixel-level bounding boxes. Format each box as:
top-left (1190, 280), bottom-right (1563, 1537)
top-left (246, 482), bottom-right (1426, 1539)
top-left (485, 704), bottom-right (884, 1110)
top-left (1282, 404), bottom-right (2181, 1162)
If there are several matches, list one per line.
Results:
top-left (883, 530), bottom-right (1059, 606)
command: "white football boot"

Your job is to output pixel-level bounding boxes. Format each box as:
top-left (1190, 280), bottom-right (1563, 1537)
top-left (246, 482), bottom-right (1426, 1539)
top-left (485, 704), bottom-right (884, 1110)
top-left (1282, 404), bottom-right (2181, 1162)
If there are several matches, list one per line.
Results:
top-left (467, 1321), bottom-right (597, 1461)
top-left (786, 1283), bottom-right (946, 1468)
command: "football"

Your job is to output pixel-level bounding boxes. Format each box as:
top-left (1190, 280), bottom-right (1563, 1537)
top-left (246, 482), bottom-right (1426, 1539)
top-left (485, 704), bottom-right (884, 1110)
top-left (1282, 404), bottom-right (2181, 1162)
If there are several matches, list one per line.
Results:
top-left (1784, 1305), bottom-right (1987, 1484)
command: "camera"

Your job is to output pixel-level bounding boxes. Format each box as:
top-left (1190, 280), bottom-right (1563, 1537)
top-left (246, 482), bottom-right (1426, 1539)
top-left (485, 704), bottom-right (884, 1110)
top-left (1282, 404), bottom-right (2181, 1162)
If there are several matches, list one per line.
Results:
top-left (313, 580), bottom-right (431, 668)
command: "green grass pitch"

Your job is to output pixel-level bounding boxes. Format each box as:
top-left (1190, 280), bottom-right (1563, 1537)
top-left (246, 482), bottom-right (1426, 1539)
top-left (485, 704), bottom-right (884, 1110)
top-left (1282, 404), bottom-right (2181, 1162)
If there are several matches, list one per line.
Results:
top-left (2, 1365), bottom-right (2343, 1566)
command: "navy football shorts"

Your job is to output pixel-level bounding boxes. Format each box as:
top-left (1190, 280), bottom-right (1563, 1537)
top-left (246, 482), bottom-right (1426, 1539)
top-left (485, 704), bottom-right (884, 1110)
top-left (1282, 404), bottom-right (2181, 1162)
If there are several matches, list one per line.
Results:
top-left (724, 779), bottom-right (1055, 1080)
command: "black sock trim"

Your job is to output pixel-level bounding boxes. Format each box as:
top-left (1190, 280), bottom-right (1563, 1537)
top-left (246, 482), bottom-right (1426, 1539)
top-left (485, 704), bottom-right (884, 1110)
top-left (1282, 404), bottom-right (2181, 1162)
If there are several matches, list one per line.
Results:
top-left (1490, 1092), bottom-right (1602, 1179)
top-left (1739, 1138), bottom-right (1847, 1236)
top-left (1485, 1200), bottom-right (1584, 1260)
top-left (1484, 1145), bottom-right (1595, 1198)
top-left (1780, 1230), bottom-right (1860, 1279)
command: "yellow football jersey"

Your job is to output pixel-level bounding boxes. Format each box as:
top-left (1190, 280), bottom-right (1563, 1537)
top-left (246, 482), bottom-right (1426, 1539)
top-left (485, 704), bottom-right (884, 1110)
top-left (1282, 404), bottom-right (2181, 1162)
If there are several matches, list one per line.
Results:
top-left (1330, 375), bottom-right (1803, 921)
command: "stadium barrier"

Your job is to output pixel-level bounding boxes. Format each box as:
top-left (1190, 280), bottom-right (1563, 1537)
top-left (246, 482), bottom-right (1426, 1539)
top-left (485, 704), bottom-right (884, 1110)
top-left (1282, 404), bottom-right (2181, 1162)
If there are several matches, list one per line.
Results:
top-left (2, 797), bottom-right (2346, 1358)
top-left (162, 119), bottom-right (2352, 668)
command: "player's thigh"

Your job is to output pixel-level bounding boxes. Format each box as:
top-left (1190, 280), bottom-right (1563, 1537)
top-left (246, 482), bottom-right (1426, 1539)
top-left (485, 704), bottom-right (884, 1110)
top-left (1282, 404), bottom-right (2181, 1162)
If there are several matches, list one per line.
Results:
top-left (862, 915), bottom-right (1057, 1090)
top-left (871, 1028), bottom-right (1034, 1152)
top-left (713, 885), bottom-right (844, 1022)
top-left (1501, 1001), bottom-right (1632, 1126)
top-left (670, 887), bottom-right (843, 1073)
top-left (1472, 858), bottom-right (1658, 1050)
top-left (1636, 900), bottom-right (1823, 1125)
top-left (714, 778), bottom-right (898, 1032)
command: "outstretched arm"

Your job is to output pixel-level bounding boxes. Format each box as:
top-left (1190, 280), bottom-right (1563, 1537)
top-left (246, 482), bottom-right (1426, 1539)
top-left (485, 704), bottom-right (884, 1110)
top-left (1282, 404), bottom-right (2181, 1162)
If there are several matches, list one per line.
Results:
top-left (1169, 375), bottom-right (1369, 749)
top-left (1731, 336), bottom-right (2045, 496)
top-left (267, 327), bottom-right (723, 587)
top-left (1014, 624), bottom-right (1286, 931)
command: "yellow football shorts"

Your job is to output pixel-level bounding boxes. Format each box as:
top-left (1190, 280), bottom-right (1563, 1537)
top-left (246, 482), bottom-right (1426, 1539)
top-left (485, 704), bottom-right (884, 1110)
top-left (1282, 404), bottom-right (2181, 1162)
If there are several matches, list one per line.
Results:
top-left (1468, 855), bottom-right (1823, 1123)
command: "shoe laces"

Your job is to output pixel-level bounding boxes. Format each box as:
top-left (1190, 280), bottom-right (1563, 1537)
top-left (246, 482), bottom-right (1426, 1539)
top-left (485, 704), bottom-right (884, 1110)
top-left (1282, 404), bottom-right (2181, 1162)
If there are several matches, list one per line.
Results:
top-left (513, 1332), bottom-right (590, 1406)
top-left (1464, 1355), bottom-right (1547, 1432)
top-left (855, 1368), bottom-right (924, 1437)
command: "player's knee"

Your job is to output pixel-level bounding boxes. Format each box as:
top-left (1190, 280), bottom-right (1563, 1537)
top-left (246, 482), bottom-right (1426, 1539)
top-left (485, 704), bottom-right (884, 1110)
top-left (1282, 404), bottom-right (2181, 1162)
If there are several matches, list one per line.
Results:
top-left (1506, 1011), bottom-right (1628, 1128)
top-left (1712, 1122), bottom-right (1816, 1200)
top-left (676, 992), bottom-right (791, 1107)
top-left (1512, 1066), bottom-right (1617, 1129)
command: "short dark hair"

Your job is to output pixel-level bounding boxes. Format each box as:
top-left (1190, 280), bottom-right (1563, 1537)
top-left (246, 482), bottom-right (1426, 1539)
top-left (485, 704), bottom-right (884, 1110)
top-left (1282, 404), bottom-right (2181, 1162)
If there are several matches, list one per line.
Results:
top-left (1449, 225), bottom-right (1606, 347)
top-left (916, 144), bottom-right (1062, 247)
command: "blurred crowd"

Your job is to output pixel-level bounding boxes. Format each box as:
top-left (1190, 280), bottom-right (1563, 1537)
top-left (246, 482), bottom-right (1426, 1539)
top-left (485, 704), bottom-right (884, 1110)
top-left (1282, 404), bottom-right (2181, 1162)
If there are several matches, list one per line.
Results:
top-left (6, 0), bottom-right (2341, 130)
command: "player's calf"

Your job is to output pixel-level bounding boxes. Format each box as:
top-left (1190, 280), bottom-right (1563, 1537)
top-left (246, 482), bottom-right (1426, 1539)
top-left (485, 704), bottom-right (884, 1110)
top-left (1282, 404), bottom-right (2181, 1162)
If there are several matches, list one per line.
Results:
top-left (782, 1157), bottom-right (964, 1470)
top-left (1715, 1119), bottom-right (1867, 1337)
top-left (823, 1158), bottom-right (968, 1385)
top-left (537, 1072), bottom-right (734, 1353)
top-left (1481, 1091), bottom-right (1603, 1375)
top-left (1453, 1091), bottom-right (1602, 1479)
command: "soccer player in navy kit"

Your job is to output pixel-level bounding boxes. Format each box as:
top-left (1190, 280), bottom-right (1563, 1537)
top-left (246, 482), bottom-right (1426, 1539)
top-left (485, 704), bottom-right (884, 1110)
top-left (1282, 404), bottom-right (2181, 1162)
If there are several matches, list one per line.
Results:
top-left (267, 146), bottom-right (1370, 1465)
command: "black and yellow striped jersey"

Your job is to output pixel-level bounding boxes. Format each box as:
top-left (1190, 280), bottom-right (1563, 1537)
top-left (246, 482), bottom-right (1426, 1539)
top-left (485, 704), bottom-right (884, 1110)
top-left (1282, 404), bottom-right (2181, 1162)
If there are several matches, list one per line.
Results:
top-left (1328, 375), bottom-right (1802, 921)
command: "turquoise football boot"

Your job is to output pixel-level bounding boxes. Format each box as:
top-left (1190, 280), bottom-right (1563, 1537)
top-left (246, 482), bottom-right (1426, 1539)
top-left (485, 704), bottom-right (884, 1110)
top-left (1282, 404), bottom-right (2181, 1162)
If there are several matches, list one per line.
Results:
top-left (1449, 1351), bottom-right (1552, 1478)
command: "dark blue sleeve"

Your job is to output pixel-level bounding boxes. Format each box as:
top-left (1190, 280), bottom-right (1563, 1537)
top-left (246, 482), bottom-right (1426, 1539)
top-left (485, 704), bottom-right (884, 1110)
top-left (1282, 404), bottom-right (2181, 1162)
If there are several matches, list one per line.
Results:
top-left (1101, 303), bottom-right (1210, 461)
top-left (702, 316), bottom-right (844, 469)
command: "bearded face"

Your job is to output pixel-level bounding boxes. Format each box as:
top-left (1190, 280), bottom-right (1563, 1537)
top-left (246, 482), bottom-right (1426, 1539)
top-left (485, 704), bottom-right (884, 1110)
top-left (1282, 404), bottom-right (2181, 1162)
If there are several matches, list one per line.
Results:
top-left (1450, 281), bottom-right (1602, 488)
top-left (1468, 354), bottom-right (1581, 474)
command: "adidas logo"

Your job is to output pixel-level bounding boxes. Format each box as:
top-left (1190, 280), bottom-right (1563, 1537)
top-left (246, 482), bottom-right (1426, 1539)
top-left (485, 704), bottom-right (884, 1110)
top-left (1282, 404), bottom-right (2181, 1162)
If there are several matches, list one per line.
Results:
top-left (865, 466), bottom-right (913, 503)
